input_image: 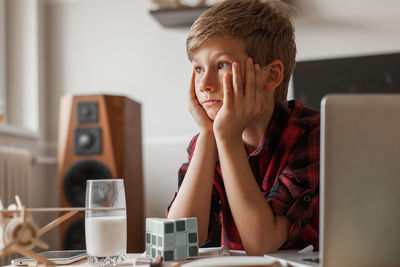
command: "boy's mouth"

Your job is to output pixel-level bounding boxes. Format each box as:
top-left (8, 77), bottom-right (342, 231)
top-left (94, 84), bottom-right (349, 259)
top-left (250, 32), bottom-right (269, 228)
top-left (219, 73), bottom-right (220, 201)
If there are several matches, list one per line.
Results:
top-left (202, 100), bottom-right (222, 107)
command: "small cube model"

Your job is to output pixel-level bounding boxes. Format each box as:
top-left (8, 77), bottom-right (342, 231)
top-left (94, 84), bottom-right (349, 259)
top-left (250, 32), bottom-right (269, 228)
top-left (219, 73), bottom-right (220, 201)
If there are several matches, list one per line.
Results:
top-left (145, 217), bottom-right (199, 261)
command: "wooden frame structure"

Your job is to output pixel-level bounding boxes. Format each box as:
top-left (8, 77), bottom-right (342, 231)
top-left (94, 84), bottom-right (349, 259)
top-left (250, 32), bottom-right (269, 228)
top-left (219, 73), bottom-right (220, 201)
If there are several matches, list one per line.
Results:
top-left (0, 195), bottom-right (122, 267)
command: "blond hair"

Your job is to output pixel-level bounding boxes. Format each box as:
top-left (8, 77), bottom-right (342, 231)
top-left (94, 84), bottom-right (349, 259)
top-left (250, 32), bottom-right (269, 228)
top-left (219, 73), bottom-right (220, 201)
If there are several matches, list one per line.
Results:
top-left (186, 0), bottom-right (296, 104)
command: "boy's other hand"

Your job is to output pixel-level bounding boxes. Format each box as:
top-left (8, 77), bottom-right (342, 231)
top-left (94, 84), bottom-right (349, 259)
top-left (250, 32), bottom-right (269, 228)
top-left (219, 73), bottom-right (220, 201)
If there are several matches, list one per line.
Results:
top-left (188, 70), bottom-right (214, 133)
top-left (213, 58), bottom-right (268, 140)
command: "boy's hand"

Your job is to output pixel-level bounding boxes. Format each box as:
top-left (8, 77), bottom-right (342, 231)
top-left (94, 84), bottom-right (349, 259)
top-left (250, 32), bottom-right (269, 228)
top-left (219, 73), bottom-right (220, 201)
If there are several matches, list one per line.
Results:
top-left (188, 70), bottom-right (214, 133)
top-left (213, 58), bottom-right (268, 140)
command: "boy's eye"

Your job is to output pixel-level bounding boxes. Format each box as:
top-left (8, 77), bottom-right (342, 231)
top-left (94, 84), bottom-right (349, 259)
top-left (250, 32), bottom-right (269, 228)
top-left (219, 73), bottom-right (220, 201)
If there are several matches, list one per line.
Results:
top-left (194, 66), bottom-right (204, 73)
top-left (217, 61), bottom-right (231, 70)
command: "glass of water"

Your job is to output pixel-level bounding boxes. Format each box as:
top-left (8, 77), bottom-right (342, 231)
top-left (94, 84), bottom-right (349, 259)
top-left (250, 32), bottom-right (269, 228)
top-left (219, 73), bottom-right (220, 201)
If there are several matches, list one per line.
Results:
top-left (85, 179), bottom-right (127, 266)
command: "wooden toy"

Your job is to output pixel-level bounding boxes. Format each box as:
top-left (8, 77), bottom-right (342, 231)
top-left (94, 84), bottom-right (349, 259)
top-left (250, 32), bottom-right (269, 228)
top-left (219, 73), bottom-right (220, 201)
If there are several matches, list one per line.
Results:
top-left (0, 195), bottom-right (121, 267)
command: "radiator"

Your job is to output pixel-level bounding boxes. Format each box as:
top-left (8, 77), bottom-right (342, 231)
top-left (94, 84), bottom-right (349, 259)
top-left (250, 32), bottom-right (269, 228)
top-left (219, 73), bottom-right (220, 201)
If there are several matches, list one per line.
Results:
top-left (0, 146), bottom-right (32, 266)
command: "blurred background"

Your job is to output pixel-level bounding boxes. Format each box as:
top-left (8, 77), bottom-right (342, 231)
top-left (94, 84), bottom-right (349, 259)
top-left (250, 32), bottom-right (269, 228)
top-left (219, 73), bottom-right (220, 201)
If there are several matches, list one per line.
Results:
top-left (0, 0), bottom-right (399, 254)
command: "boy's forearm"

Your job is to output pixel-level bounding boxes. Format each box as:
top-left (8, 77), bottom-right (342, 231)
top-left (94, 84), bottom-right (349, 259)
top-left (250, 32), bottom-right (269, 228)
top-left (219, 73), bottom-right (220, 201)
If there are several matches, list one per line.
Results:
top-left (215, 136), bottom-right (289, 255)
top-left (167, 130), bottom-right (217, 245)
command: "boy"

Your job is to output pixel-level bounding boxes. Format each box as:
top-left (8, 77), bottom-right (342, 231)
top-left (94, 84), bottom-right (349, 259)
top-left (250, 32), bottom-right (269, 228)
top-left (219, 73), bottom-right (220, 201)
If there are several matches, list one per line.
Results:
top-left (167, 0), bottom-right (319, 255)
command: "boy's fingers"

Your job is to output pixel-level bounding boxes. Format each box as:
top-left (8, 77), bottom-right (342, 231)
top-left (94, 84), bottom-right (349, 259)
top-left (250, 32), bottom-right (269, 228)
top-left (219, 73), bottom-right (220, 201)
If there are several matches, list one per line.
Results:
top-left (188, 70), bottom-right (197, 101)
top-left (188, 70), bottom-right (204, 117)
top-left (232, 61), bottom-right (243, 98)
top-left (245, 58), bottom-right (256, 102)
top-left (254, 64), bottom-right (263, 107)
top-left (223, 72), bottom-right (233, 109)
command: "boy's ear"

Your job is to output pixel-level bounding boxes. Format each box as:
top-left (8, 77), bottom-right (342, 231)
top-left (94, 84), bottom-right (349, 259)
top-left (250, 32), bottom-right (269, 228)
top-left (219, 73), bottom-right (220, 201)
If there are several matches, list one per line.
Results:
top-left (263, 60), bottom-right (284, 92)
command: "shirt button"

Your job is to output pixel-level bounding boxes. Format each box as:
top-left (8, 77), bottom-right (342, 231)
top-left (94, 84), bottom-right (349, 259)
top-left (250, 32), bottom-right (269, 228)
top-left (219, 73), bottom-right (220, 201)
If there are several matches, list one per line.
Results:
top-left (303, 195), bottom-right (312, 202)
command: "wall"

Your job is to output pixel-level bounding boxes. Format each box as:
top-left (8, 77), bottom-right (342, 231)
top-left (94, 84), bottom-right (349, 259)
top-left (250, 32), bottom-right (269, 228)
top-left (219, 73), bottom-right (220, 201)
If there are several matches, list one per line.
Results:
top-left (44, 0), bottom-right (196, 223)
top-left (4, 0), bottom-right (39, 131)
top-left (0, 0), bottom-right (5, 118)
top-left (39, 0), bottom-right (400, 248)
top-left (293, 0), bottom-right (400, 61)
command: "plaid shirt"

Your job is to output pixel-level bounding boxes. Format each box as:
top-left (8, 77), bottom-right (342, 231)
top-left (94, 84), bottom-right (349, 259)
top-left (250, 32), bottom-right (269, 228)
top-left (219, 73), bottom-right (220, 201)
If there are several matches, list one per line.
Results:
top-left (168, 100), bottom-right (320, 251)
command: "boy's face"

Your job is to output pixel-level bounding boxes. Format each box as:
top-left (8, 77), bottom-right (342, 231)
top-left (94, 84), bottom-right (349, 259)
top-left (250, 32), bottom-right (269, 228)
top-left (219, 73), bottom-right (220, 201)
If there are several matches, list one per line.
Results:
top-left (191, 36), bottom-right (250, 120)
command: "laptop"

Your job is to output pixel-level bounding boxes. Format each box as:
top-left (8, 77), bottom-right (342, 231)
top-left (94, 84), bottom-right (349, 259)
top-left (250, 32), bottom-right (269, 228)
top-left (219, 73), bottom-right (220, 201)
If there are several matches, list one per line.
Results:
top-left (266, 94), bottom-right (400, 267)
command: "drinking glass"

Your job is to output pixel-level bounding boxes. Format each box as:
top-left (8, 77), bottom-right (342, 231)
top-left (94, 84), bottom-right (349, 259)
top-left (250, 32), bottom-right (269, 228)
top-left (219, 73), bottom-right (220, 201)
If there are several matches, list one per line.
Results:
top-left (85, 179), bottom-right (127, 266)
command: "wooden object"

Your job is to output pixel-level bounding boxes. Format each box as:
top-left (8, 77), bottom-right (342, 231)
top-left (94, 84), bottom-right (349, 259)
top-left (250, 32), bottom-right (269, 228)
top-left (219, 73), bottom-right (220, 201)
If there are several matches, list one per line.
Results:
top-left (58, 94), bottom-right (144, 252)
top-left (149, 5), bottom-right (211, 27)
top-left (151, 0), bottom-right (206, 10)
top-left (0, 196), bottom-right (123, 267)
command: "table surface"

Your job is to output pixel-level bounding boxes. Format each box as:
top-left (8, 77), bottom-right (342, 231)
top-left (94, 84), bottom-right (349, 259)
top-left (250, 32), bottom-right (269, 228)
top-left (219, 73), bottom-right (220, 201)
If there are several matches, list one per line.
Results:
top-left (5, 253), bottom-right (141, 267)
top-left (4, 250), bottom-right (309, 267)
top-left (4, 247), bottom-right (237, 266)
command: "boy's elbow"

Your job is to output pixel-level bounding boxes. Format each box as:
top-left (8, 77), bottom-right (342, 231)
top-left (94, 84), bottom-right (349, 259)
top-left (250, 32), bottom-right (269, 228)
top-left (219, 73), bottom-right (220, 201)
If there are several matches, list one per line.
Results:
top-left (245, 242), bottom-right (280, 256)
top-left (245, 229), bottom-right (288, 256)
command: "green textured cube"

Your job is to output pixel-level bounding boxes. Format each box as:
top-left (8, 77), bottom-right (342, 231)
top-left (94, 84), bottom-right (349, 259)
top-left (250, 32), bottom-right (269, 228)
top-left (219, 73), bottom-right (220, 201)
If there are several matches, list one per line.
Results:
top-left (175, 232), bottom-right (187, 246)
top-left (185, 217), bottom-right (198, 231)
top-left (188, 232), bottom-right (197, 244)
top-left (162, 234), bottom-right (175, 248)
top-left (175, 220), bottom-right (186, 232)
top-left (165, 222), bottom-right (174, 234)
top-left (175, 246), bottom-right (188, 260)
top-left (163, 250), bottom-right (174, 261)
top-left (145, 217), bottom-right (198, 261)
top-left (188, 245), bottom-right (198, 257)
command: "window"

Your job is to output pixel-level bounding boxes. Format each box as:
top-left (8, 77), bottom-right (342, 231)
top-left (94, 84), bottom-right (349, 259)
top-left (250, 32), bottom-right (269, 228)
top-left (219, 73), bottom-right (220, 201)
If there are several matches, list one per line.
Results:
top-left (0, 0), bottom-right (5, 123)
top-left (0, 0), bottom-right (40, 131)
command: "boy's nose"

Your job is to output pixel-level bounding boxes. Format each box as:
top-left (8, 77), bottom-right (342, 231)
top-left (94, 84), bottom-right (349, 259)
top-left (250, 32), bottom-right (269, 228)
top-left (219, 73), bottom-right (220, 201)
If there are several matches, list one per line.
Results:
top-left (199, 71), bottom-right (218, 92)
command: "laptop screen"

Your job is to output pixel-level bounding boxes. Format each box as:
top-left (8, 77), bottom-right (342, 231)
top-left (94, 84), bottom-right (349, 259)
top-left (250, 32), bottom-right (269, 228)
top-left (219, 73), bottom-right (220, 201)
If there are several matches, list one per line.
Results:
top-left (320, 94), bottom-right (400, 267)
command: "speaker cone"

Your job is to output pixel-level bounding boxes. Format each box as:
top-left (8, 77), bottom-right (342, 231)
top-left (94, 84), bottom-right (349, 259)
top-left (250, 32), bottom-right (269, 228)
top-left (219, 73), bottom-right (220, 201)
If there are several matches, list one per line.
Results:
top-left (63, 217), bottom-right (85, 250)
top-left (63, 159), bottom-right (112, 207)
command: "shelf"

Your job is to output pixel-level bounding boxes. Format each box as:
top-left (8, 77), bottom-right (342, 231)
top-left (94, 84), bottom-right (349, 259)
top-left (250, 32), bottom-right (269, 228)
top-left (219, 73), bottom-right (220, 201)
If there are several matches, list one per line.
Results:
top-left (149, 6), bottom-right (212, 27)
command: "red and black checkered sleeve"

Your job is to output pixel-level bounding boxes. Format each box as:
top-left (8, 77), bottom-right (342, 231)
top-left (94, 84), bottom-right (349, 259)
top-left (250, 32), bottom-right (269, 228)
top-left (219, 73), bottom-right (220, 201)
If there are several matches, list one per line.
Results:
top-left (267, 124), bottom-right (320, 242)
